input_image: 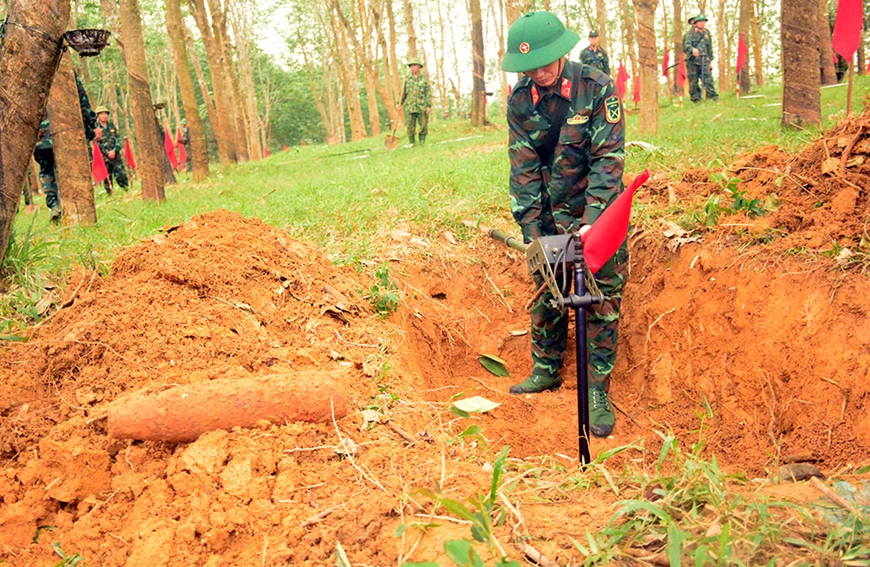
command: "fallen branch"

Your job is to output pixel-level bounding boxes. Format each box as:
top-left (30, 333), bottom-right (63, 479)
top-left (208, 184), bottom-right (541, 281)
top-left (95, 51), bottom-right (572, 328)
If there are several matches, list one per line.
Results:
top-left (810, 476), bottom-right (863, 518)
top-left (387, 420), bottom-right (417, 444)
top-left (499, 493), bottom-right (559, 567)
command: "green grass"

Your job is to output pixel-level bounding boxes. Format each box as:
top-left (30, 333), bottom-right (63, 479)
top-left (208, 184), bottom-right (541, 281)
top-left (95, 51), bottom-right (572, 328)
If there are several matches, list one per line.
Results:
top-left (3, 74), bottom-right (867, 330)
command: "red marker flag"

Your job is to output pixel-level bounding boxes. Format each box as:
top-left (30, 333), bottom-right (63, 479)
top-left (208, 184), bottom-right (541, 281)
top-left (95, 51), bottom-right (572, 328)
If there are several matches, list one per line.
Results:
top-left (581, 170), bottom-right (650, 274)
top-left (736, 35), bottom-right (749, 74)
top-left (616, 61), bottom-right (629, 99)
top-left (677, 53), bottom-right (688, 88)
top-left (264, 148), bottom-right (271, 157)
top-left (164, 129), bottom-right (179, 170)
top-left (661, 46), bottom-right (670, 77)
top-left (283, 144), bottom-right (289, 151)
top-left (92, 141), bottom-right (109, 183)
top-left (632, 75), bottom-right (641, 104)
top-left (832, 0), bottom-right (862, 60)
top-left (123, 137), bottom-right (136, 170)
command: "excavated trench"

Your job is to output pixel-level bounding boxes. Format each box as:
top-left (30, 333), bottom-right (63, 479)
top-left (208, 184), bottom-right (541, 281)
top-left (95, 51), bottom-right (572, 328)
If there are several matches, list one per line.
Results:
top-left (2, 113), bottom-right (870, 564)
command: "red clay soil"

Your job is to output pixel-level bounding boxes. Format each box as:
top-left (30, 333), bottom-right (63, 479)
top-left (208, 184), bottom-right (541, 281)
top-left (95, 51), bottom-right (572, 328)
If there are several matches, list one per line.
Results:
top-left (1, 113), bottom-right (870, 565)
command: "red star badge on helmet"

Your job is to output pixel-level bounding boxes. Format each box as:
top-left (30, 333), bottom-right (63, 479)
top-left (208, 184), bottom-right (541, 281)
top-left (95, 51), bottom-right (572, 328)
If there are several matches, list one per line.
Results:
top-left (519, 42), bottom-right (530, 54)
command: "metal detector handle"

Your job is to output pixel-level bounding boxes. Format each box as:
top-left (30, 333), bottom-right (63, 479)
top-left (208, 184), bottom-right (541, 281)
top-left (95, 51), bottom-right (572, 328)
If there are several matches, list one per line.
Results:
top-left (488, 228), bottom-right (528, 253)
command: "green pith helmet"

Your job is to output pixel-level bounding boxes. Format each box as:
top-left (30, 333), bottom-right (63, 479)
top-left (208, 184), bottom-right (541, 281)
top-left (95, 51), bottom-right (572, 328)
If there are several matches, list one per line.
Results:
top-left (94, 105), bottom-right (110, 115)
top-left (688, 16), bottom-right (696, 24)
top-left (406, 58), bottom-right (423, 67)
top-left (588, 30), bottom-right (599, 38)
top-left (181, 118), bottom-right (187, 125)
top-left (695, 13), bottom-right (708, 22)
top-left (501, 11), bottom-right (580, 73)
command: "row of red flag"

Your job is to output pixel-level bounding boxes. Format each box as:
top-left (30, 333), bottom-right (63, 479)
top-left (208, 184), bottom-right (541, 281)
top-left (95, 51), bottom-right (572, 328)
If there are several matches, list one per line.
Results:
top-left (91, 128), bottom-right (187, 183)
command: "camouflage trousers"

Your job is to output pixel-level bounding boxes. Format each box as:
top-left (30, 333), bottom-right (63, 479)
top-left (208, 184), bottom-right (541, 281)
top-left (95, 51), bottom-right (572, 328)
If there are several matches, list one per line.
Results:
top-left (405, 111), bottom-right (428, 145)
top-left (687, 62), bottom-right (718, 102)
top-left (33, 147), bottom-right (60, 210)
top-left (529, 239), bottom-right (629, 390)
top-left (105, 156), bottom-right (129, 191)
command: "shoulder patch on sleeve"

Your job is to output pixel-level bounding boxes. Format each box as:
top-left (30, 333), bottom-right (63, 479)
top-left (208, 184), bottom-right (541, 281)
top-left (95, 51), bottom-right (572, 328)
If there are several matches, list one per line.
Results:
top-left (604, 95), bottom-right (621, 124)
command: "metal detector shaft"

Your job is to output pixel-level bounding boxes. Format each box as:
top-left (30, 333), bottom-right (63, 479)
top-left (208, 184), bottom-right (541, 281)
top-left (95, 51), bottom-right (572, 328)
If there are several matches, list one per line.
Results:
top-left (488, 228), bottom-right (528, 253)
top-left (574, 250), bottom-right (592, 466)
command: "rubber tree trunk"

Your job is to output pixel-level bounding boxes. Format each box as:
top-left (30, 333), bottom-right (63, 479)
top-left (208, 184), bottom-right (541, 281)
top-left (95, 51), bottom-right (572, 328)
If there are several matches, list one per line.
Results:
top-left (165, 0), bottom-right (209, 182)
top-left (48, 50), bottom-right (97, 225)
top-left (0, 0), bottom-right (69, 266)
top-left (817, 0), bottom-right (837, 85)
top-left (120, 0), bottom-right (165, 201)
top-left (633, 0), bottom-right (659, 134)
top-left (738, 0), bottom-right (752, 93)
top-left (470, 0), bottom-right (487, 126)
top-left (781, 0), bottom-right (820, 128)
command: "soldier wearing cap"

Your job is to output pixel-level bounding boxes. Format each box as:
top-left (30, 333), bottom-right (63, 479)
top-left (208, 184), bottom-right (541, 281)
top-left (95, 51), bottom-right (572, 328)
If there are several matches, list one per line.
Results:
top-left (398, 58), bottom-right (432, 146)
top-left (94, 105), bottom-right (129, 193)
top-left (579, 30), bottom-right (611, 76)
top-left (502, 11), bottom-right (629, 438)
top-left (684, 13), bottom-right (718, 102)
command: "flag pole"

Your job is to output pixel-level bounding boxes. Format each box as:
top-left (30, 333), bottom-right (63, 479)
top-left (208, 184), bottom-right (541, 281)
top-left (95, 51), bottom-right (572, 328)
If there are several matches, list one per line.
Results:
top-left (846, 54), bottom-right (854, 116)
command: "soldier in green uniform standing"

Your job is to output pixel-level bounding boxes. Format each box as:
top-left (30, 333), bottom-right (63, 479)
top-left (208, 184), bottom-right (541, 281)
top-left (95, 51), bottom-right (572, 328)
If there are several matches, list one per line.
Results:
top-left (579, 30), bottom-right (611, 76)
top-left (502, 11), bottom-right (629, 438)
top-left (179, 119), bottom-right (191, 172)
top-left (94, 106), bottom-right (129, 194)
top-left (33, 75), bottom-right (100, 223)
top-left (684, 13), bottom-right (718, 102)
top-left (398, 58), bottom-right (432, 146)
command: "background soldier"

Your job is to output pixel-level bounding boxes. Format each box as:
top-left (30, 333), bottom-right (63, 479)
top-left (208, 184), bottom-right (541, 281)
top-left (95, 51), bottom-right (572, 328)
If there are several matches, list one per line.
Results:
top-left (579, 30), bottom-right (611, 76)
top-left (501, 11), bottom-right (629, 438)
top-left (684, 13), bottom-right (718, 102)
top-left (94, 106), bottom-right (129, 194)
top-left (178, 119), bottom-right (191, 172)
top-left (33, 75), bottom-right (99, 223)
top-left (398, 58), bottom-right (432, 146)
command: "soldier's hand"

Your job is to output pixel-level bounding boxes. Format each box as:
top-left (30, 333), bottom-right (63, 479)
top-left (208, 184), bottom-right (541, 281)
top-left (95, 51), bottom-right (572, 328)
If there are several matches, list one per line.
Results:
top-left (108, 150), bottom-right (116, 159)
top-left (692, 48), bottom-right (699, 57)
top-left (94, 127), bottom-right (103, 141)
top-left (425, 107), bottom-right (430, 115)
top-left (577, 225), bottom-right (592, 238)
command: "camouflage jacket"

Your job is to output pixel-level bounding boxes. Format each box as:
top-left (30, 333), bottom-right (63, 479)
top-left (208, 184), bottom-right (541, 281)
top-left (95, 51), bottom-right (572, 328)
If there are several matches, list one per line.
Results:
top-left (684, 28), bottom-right (714, 62)
top-left (96, 120), bottom-right (122, 155)
top-left (507, 60), bottom-right (625, 243)
top-left (400, 72), bottom-right (432, 114)
top-left (579, 46), bottom-right (611, 76)
top-left (179, 126), bottom-right (190, 145)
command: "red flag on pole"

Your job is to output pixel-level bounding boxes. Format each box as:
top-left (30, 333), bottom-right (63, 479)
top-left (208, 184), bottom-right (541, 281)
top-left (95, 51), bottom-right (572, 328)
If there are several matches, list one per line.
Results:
top-left (677, 53), bottom-right (687, 89)
top-left (164, 129), bottom-right (179, 170)
top-left (661, 46), bottom-right (670, 77)
top-left (832, 0), bottom-right (862, 60)
top-left (632, 75), bottom-right (641, 105)
top-left (581, 170), bottom-right (650, 274)
top-left (283, 144), bottom-right (289, 151)
top-left (264, 148), bottom-right (271, 157)
top-left (616, 61), bottom-right (629, 99)
top-left (736, 35), bottom-right (749, 74)
top-left (92, 141), bottom-right (109, 183)
top-left (123, 137), bottom-right (136, 170)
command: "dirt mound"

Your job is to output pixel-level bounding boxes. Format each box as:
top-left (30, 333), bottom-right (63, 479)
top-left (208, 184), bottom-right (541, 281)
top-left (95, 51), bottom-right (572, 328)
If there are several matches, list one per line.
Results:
top-left (2, 117), bottom-right (870, 565)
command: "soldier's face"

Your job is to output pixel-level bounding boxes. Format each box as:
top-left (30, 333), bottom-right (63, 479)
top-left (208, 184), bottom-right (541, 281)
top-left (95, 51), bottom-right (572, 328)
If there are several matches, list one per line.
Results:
top-left (410, 64), bottom-right (421, 75)
top-left (98, 112), bottom-right (109, 123)
top-left (526, 59), bottom-right (562, 88)
top-left (589, 36), bottom-right (599, 48)
top-left (696, 21), bottom-right (706, 29)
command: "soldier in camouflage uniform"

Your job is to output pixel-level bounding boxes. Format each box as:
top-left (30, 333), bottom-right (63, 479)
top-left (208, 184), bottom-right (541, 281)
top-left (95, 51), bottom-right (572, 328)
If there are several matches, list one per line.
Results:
top-left (94, 106), bottom-right (129, 194)
top-left (683, 13), bottom-right (718, 102)
top-left (501, 10), bottom-right (629, 437)
top-left (579, 30), bottom-right (611, 76)
top-left (398, 58), bottom-right (432, 146)
top-left (178, 119), bottom-right (191, 171)
top-left (33, 74), bottom-right (99, 223)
